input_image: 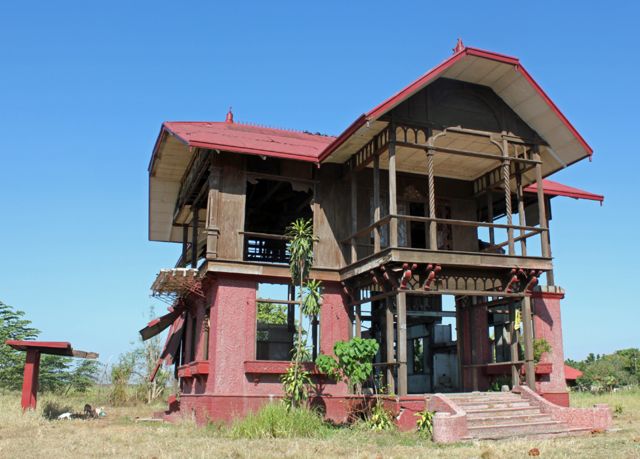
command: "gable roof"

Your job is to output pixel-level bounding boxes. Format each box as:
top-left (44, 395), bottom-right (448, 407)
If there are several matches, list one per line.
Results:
top-left (152, 121), bottom-right (334, 170)
top-left (319, 44), bottom-right (593, 176)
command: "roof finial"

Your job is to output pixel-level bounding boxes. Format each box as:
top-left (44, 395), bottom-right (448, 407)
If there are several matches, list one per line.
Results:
top-left (453, 38), bottom-right (465, 54)
top-left (225, 106), bottom-right (234, 124)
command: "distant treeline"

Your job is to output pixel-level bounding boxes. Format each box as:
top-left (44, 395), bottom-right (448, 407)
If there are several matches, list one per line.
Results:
top-left (566, 348), bottom-right (640, 392)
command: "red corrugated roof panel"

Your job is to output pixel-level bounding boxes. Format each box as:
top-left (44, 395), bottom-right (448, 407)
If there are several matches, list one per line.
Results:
top-left (525, 179), bottom-right (604, 203)
top-left (163, 121), bottom-right (335, 163)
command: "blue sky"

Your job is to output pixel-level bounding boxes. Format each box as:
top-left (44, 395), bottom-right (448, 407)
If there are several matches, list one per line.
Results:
top-left (0, 1), bottom-right (637, 363)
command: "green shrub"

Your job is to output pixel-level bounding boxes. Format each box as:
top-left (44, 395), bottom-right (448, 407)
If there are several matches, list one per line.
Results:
top-left (533, 338), bottom-right (552, 364)
top-left (42, 400), bottom-right (73, 420)
top-left (316, 338), bottom-right (379, 393)
top-left (230, 403), bottom-right (331, 439)
top-left (415, 410), bottom-right (434, 439)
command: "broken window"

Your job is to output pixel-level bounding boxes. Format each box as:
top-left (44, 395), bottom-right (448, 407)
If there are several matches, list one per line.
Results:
top-left (244, 178), bottom-right (313, 263)
top-left (256, 283), bottom-right (295, 361)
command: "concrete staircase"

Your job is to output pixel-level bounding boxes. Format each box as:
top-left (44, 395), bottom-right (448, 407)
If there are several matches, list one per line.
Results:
top-left (444, 392), bottom-right (588, 440)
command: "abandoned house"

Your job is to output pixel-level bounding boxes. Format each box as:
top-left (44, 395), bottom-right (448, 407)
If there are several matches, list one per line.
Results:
top-left (140, 42), bottom-right (611, 440)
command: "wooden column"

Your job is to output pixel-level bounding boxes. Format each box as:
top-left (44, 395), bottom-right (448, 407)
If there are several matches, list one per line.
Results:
top-left (469, 297), bottom-right (478, 391)
top-left (182, 225), bottom-right (189, 266)
top-left (516, 167), bottom-right (527, 256)
top-left (502, 139), bottom-right (515, 256)
top-left (455, 298), bottom-right (464, 390)
top-left (388, 128), bottom-right (398, 248)
top-left (191, 206), bottom-right (198, 268)
top-left (385, 297), bottom-right (395, 395)
top-left (396, 292), bottom-right (407, 396)
top-left (205, 164), bottom-right (221, 261)
top-left (312, 317), bottom-right (318, 360)
top-left (426, 148), bottom-right (437, 250)
top-left (351, 288), bottom-right (361, 339)
top-left (509, 303), bottom-right (519, 388)
top-left (350, 172), bottom-right (358, 263)
top-left (522, 296), bottom-right (536, 389)
top-left (373, 155), bottom-right (381, 253)
top-left (487, 191), bottom-right (495, 246)
top-left (21, 349), bottom-right (40, 411)
top-left (534, 151), bottom-right (550, 258)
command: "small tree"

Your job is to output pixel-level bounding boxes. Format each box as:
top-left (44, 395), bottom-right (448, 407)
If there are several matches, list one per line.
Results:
top-left (0, 301), bottom-right (40, 390)
top-left (0, 301), bottom-right (98, 394)
top-left (281, 218), bottom-right (322, 409)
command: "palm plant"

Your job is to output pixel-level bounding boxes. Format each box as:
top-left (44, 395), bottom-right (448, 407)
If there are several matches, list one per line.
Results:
top-left (281, 218), bottom-right (321, 409)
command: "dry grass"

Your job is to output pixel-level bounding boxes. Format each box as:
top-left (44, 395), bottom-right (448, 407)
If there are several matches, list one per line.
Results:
top-left (0, 390), bottom-right (639, 458)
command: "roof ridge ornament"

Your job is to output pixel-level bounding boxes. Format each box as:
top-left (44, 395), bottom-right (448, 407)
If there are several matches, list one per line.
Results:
top-left (453, 38), bottom-right (465, 54)
top-left (225, 107), bottom-right (234, 124)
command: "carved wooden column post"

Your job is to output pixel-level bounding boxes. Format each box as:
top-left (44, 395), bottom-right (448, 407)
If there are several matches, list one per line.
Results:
top-left (396, 291), bottom-right (407, 396)
top-left (502, 138), bottom-right (515, 256)
top-left (206, 163), bottom-right (221, 261)
top-left (516, 163), bottom-right (527, 256)
top-left (373, 154), bottom-right (381, 253)
top-left (385, 297), bottom-right (395, 395)
top-left (426, 147), bottom-right (437, 250)
top-left (388, 126), bottom-right (398, 248)
top-left (487, 190), bottom-right (495, 246)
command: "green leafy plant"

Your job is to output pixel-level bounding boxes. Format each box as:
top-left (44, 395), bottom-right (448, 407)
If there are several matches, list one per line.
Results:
top-left (363, 400), bottom-right (394, 431)
top-left (533, 338), bottom-right (552, 364)
top-left (613, 403), bottom-right (624, 416)
top-left (315, 337), bottom-right (379, 393)
top-left (281, 364), bottom-right (312, 410)
top-left (415, 409), bottom-right (434, 439)
top-left (280, 218), bottom-right (323, 409)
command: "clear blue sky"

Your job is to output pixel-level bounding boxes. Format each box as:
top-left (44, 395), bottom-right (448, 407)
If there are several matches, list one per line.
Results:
top-left (0, 1), bottom-right (638, 363)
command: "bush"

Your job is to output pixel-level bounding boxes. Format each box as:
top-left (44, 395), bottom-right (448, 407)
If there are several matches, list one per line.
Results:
top-left (42, 400), bottom-right (73, 420)
top-left (230, 403), bottom-right (331, 439)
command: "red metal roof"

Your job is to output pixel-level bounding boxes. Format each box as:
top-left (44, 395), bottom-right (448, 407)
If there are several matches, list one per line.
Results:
top-left (318, 44), bottom-right (593, 163)
top-left (525, 180), bottom-right (604, 203)
top-left (564, 364), bottom-right (583, 381)
top-left (162, 121), bottom-right (335, 164)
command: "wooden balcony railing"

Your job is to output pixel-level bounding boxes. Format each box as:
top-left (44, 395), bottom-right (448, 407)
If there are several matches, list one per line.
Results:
top-left (241, 231), bottom-right (290, 264)
top-left (341, 214), bottom-right (548, 265)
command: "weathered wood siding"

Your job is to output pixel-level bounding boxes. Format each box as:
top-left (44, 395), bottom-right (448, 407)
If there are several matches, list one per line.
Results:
top-left (314, 164), bottom-right (349, 269)
top-left (390, 78), bottom-right (541, 141)
top-left (216, 154), bottom-right (246, 260)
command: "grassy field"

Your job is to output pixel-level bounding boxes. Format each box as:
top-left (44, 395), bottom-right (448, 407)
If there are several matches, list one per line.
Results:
top-left (0, 389), bottom-right (639, 458)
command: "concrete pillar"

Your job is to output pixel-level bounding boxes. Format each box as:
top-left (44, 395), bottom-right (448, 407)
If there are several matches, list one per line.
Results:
top-left (531, 285), bottom-right (569, 406)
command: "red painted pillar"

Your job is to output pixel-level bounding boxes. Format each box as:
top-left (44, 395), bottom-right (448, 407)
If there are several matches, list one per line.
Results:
top-left (532, 285), bottom-right (569, 406)
top-left (21, 349), bottom-right (41, 411)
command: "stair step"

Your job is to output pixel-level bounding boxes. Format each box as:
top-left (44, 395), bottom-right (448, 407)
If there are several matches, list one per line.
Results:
top-left (467, 413), bottom-right (552, 427)
top-left (450, 397), bottom-right (523, 405)
top-left (468, 420), bottom-right (568, 439)
top-left (466, 406), bottom-right (541, 418)
top-left (457, 401), bottom-right (533, 410)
